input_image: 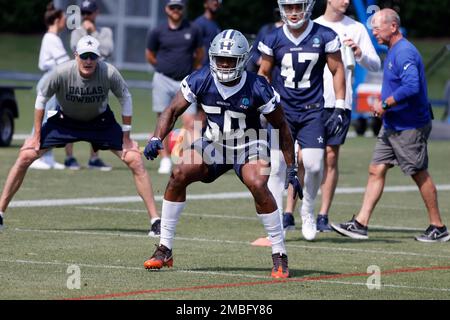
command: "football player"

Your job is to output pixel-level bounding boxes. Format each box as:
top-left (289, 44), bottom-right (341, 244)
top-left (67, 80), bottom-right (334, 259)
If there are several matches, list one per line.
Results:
top-left (143, 29), bottom-right (301, 278)
top-left (258, 0), bottom-right (346, 241)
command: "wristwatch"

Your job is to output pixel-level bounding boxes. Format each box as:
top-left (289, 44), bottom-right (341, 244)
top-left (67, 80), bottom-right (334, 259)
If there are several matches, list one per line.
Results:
top-left (382, 101), bottom-right (390, 110)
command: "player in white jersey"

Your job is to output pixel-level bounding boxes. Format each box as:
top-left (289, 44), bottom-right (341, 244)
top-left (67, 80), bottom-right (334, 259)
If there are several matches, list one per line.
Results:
top-left (0, 36), bottom-right (161, 236)
top-left (30, 2), bottom-right (70, 170)
top-left (314, 0), bottom-right (381, 231)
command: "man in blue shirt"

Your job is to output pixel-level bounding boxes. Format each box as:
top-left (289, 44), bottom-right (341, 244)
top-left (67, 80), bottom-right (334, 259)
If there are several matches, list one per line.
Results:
top-left (146, 0), bottom-right (204, 174)
top-left (332, 9), bottom-right (449, 242)
top-left (142, 30), bottom-right (301, 278)
top-left (194, 0), bottom-right (221, 67)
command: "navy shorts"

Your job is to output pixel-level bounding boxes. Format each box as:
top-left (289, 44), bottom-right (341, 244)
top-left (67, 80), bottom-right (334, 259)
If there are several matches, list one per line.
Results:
top-left (286, 107), bottom-right (326, 149)
top-left (322, 108), bottom-right (352, 146)
top-left (191, 137), bottom-right (271, 183)
top-left (40, 107), bottom-right (123, 152)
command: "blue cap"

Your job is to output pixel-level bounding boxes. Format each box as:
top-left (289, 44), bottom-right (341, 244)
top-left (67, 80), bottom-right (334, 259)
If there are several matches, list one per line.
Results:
top-left (81, 0), bottom-right (98, 14)
top-left (166, 0), bottom-right (185, 7)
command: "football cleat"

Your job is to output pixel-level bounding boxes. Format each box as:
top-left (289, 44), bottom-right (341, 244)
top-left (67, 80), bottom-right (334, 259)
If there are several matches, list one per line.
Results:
top-left (271, 253), bottom-right (289, 279)
top-left (144, 244), bottom-right (173, 270)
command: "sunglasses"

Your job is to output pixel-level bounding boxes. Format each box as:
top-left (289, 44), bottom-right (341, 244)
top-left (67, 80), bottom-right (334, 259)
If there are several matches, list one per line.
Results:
top-left (79, 52), bottom-right (99, 60)
top-left (168, 5), bottom-right (183, 11)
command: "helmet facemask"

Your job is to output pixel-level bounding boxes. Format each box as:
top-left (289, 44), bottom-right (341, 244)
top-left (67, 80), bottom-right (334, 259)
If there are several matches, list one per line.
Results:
top-left (278, 0), bottom-right (315, 30)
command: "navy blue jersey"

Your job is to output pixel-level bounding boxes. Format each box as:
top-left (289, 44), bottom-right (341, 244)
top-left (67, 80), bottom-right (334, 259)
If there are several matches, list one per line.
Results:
top-left (259, 22), bottom-right (340, 119)
top-left (181, 67), bottom-right (278, 143)
top-left (146, 20), bottom-right (202, 81)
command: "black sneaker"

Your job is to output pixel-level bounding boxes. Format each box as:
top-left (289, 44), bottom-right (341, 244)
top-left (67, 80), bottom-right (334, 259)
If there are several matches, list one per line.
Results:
top-left (88, 158), bottom-right (112, 171)
top-left (271, 253), bottom-right (289, 278)
top-left (0, 214), bottom-right (3, 231)
top-left (415, 225), bottom-right (450, 243)
top-left (331, 216), bottom-right (368, 239)
top-left (283, 212), bottom-right (295, 231)
top-left (144, 244), bottom-right (173, 269)
top-left (64, 156), bottom-right (80, 170)
top-left (317, 214), bottom-right (332, 232)
top-left (148, 219), bottom-right (161, 238)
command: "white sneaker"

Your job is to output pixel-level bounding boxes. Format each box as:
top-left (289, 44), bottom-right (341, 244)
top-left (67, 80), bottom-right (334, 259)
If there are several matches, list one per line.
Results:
top-left (29, 159), bottom-right (52, 170)
top-left (51, 161), bottom-right (65, 170)
top-left (301, 213), bottom-right (317, 241)
top-left (158, 157), bottom-right (172, 174)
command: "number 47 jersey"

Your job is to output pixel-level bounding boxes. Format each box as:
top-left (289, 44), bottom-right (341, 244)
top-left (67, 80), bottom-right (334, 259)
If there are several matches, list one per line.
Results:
top-left (180, 67), bottom-right (279, 143)
top-left (258, 22), bottom-right (340, 119)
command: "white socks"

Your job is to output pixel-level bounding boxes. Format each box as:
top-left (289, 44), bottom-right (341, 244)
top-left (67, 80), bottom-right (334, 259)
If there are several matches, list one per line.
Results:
top-left (300, 148), bottom-right (324, 217)
top-left (267, 149), bottom-right (287, 226)
top-left (159, 199), bottom-right (185, 250)
top-left (257, 210), bottom-right (286, 255)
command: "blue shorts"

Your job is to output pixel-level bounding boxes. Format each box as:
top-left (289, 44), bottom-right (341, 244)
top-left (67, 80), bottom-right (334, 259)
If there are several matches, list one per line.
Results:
top-left (191, 137), bottom-right (270, 183)
top-left (40, 107), bottom-right (123, 152)
top-left (322, 108), bottom-right (352, 146)
top-left (286, 107), bottom-right (326, 149)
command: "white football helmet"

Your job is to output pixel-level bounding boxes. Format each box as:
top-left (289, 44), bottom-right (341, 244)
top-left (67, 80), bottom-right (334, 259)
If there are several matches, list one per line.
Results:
top-left (278, 0), bottom-right (315, 29)
top-left (209, 29), bottom-right (250, 83)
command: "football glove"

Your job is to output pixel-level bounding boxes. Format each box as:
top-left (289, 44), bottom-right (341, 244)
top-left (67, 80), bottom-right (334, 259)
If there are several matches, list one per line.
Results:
top-left (285, 165), bottom-right (303, 200)
top-left (144, 137), bottom-right (163, 160)
top-left (325, 108), bottom-right (347, 137)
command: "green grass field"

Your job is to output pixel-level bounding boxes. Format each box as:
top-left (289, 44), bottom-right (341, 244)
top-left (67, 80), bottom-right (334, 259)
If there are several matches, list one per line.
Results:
top-left (0, 33), bottom-right (450, 300)
top-left (0, 136), bottom-right (449, 300)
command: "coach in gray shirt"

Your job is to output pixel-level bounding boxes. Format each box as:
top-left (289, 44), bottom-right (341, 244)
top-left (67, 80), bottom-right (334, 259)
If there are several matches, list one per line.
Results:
top-left (0, 36), bottom-right (161, 236)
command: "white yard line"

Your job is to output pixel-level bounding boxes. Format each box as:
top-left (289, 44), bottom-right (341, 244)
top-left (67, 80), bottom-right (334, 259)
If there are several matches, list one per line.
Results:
top-left (313, 279), bottom-right (450, 293)
top-left (9, 185), bottom-right (450, 208)
top-left (13, 227), bottom-right (450, 260)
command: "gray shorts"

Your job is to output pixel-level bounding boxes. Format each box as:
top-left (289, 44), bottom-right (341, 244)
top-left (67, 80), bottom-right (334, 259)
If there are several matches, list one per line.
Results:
top-left (152, 72), bottom-right (196, 114)
top-left (371, 123), bottom-right (432, 176)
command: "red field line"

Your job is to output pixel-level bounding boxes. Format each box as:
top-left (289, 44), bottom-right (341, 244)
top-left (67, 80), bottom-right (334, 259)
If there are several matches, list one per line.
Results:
top-left (64, 265), bottom-right (450, 300)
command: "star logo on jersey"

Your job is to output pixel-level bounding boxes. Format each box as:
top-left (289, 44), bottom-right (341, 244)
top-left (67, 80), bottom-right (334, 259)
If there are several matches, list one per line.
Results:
top-left (184, 33), bottom-right (192, 40)
top-left (239, 97), bottom-right (250, 110)
top-left (388, 62), bottom-right (393, 70)
top-left (317, 136), bottom-right (324, 144)
top-left (312, 36), bottom-right (321, 48)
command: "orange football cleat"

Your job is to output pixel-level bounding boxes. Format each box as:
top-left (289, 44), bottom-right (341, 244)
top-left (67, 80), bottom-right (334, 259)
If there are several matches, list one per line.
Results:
top-left (144, 244), bottom-right (173, 270)
top-left (271, 253), bottom-right (289, 279)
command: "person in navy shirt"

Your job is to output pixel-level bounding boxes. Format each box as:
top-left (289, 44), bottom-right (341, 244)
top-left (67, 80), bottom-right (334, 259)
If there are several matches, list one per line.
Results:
top-left (194, 0), bottom-right (221, 67)
top-left (146, 0), bottom-right (204, 174)
top-left (332, 9), bottom-right (449, 243)
top-left (258, 0), bottom-right (346, 242)
top-left (246, 7), bottom-right (283, 73)
top-left (142, 30), bottom-right (301, 279)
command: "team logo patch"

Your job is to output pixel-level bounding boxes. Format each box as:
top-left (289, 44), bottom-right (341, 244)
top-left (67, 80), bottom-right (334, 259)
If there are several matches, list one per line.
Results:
top-left (239, 97), bottom-right (250, 110)
top-left (312, 36), bottom-right (321, 48)
top-left (184, 33), bottom-right (192, 40)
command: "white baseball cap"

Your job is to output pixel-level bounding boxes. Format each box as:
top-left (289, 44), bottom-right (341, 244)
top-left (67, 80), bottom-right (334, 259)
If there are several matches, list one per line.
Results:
top-left (76, 35), bottom-right (100, 56)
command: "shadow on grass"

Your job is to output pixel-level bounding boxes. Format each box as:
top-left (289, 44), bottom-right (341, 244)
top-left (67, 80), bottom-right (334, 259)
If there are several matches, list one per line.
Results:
top-left (285, 236), bottom-right (402, 244)
top-left (187, 266), bottom-right (338, 279)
